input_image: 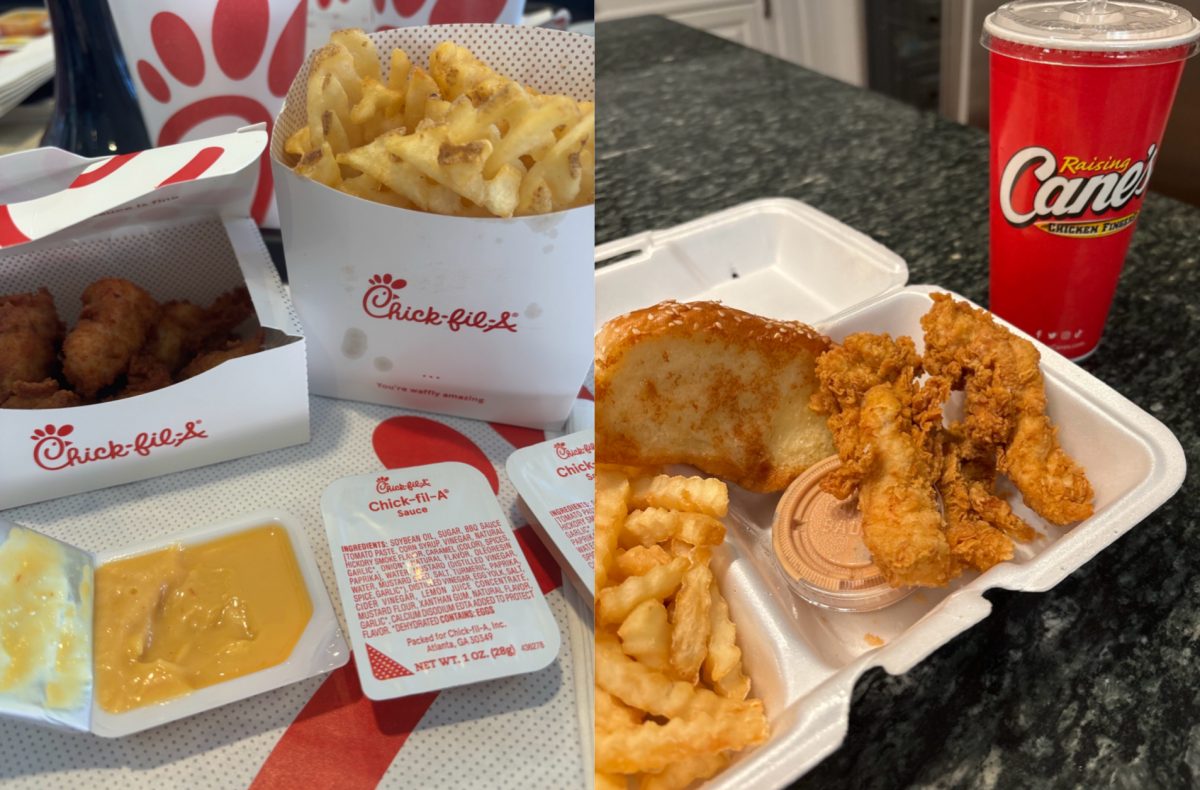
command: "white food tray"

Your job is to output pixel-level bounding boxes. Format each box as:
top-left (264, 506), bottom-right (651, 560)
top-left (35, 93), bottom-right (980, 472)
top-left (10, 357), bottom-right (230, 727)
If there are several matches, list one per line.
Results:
top-left (594, 199), bottom-right (1187, 789)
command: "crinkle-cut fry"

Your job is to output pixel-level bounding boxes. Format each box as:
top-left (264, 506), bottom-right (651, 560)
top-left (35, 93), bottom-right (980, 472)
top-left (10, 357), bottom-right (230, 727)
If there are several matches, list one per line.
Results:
top-left (596, 468), bottom-right (630, 593)
top-left (669, 553), bottom-right (712, 683)
top-left (616, 599), bottom-right (671, 673)
top-left (295, 143), bottom-right (342, 188)
top-left (629, 475), bottom-right (729, 518)
top-left (596, 687), bottom-right (645, 731)
top-left (337, 136), bottom-right (462, 215)
top-left (713, 662), bottom-right (751, 701)
top-left (330, 28), bottom-right (380, 81)
top-left (429, 40), bottom-right (507, 104)
top-left (614, 545), bottom-right (673, 578)
top-left (598, 557), bottom-right (688, 625)
top-left (595, 709), bottom-right (768, 775)
top-left (595, 773), bottom-right (627, 790)
top-left (285, 126), bottom-right (311, 158)
top-left (640, 752), bottom-right (730, 790)
top-left (620, 508), bottom-right (726, 549)
top-left (597, 633), bottom-right (756, 721)
top-left (703, 583), bottom-right (741, 686)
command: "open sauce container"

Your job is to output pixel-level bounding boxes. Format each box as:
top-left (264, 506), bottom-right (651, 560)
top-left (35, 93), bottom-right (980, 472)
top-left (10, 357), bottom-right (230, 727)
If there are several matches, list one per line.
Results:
top-left (0, 511), bottom-right (348, 736)
top-left (772, 456), bottom-right (912, 612)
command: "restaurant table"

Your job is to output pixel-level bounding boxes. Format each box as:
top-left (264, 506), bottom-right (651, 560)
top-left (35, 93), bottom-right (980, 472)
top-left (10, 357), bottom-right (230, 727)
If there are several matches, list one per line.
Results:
top-left (598, 15), bottom-right (1200, 789)
top-left (0, 398), bottom-right (594, 789)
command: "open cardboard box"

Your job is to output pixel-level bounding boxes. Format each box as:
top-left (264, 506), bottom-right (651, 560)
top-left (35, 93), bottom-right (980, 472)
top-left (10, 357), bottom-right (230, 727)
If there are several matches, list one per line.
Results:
top-left (271, 25), bottom-right (594, 431)
top-left (595, 199), bottom-right (1187, 787)
top-left (0, 127), bottom-right (309, 510)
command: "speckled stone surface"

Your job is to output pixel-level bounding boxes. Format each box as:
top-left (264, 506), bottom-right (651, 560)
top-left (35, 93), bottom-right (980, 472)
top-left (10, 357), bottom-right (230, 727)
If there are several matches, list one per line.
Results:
top-left (598, 16), bottom-right (1200, 789)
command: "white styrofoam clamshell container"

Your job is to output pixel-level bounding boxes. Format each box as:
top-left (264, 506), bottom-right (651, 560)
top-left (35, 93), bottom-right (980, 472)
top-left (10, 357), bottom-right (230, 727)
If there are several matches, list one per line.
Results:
top-left (0, 510), bottom-right (350, 737)
top-left (594, 198), bottom-right (907, 330)
top-left (594, 202), bottom-right (1187, 788)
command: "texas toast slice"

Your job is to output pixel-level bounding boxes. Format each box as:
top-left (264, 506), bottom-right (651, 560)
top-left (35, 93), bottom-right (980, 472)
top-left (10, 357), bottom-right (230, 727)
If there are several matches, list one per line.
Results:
top-left (595, 300), bottom-right (834, 493)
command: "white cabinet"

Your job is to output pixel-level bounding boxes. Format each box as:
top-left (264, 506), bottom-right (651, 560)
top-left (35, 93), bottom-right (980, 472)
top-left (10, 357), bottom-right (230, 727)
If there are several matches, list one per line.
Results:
top-left (599, 0), bottom-right (772, 51)
top-left (598, 0), bottom-right (868, 88)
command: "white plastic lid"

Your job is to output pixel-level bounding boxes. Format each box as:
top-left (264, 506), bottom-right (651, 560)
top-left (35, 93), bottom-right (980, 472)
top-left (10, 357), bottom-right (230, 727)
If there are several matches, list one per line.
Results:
top-left (983, 0), bottom-right (1200, 52)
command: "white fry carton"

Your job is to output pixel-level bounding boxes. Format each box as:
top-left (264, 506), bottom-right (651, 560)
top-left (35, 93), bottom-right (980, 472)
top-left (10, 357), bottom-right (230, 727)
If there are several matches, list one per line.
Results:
top-left (271, 25), bottom-right (594, 431)
top-left (0, 127), bottom-right (309, 510)
top-left (0, 511), bottom-right (348, 736)
top-left (320, 462), bottom-right (561, 699)
top-left (595, 200), bottom-right (1187, 788)
top-left (505, 428), bottom-right (595, 601)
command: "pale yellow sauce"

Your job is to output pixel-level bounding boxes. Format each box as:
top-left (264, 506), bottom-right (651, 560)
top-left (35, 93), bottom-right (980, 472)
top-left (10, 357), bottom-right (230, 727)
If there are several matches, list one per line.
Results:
top-left (0, 526), bottom-right (93, 710)
top-left (94, 525), bottom-right (312, 713)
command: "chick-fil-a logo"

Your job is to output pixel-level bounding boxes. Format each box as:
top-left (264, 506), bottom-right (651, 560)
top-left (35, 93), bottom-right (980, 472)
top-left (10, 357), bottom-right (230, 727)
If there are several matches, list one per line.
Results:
top-left (554, 440), bottom-right (594, 460)
top-left (30, 421), bottom-right (208, 471)
top-left (362, 274), bottom-right (518, 334)
top-left (375, 475), bottom-right (431, 494)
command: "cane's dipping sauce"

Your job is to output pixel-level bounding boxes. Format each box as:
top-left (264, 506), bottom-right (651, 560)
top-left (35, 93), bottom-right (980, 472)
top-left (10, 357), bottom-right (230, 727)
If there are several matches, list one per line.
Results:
top-left (0, 527), bottom-right (93, 710)
top-left (772, 456), bottom-right (911, 612)
top-left (94, 525), bottom-right (312, 713)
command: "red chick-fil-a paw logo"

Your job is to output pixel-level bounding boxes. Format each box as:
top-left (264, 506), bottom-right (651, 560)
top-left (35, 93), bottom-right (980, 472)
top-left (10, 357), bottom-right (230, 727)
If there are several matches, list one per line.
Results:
top-left (31, 420), bottom-right (208, 471)
top-left (554, 440), bottom-right (594, 459)
top-left (361, 273), bottom-right (519, 334)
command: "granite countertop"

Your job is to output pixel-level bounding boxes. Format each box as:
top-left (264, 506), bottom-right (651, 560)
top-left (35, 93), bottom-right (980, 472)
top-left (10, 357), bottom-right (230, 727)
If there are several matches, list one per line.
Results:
top-left (598, 16), bottom-right (1200, 789)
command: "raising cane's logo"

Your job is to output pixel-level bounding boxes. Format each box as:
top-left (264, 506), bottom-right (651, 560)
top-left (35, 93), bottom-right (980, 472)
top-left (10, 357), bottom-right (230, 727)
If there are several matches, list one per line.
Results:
top-left (362, 274), bottom-right (518, 334)
top-left (30, 421), bottom-right (208, 471)
top-left (555, 440), bottom-right (595, 459)
top-left (1000, 143), bottom-right (1157, 238)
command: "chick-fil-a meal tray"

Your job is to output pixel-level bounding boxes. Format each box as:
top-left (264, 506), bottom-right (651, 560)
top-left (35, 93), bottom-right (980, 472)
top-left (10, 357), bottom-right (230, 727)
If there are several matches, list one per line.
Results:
top-left (595, 198), bottom-right (1186, 788)
top-left (0, 396), bottom-right (594, 788)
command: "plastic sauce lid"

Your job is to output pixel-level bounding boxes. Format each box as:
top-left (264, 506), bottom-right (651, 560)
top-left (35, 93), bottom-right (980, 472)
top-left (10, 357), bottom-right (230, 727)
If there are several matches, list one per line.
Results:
top-left (983, 0), bottom-right (1200, 53)
top-left (771, 456), bottom-right (911, 612)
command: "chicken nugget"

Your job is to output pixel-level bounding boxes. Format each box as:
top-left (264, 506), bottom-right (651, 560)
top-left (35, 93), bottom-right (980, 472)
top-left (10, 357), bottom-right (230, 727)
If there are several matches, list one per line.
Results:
top-left (0, 288), bottom-right (63, 400)
top-left (2, 378), bottom-right (82, 409)
top-left (145, 287), bottom-right (254, 372)
top-left (179, 331), bottom-right (265, 380)
top-left (62, 278), bottom-right (159, 397)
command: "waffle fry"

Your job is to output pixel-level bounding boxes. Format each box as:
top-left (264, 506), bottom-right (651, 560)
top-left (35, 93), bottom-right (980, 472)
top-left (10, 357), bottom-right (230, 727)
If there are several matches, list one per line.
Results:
top-left (594, 468), bottom-right (769, 789)
top-left (287, 30), bottom-right (594, 218)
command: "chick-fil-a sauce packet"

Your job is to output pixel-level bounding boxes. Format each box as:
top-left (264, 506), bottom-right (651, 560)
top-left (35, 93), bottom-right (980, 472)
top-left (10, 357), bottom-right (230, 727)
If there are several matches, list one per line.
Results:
top-left (320, 462), bottom-right (561, 699)
top-left (505, 429), bottom-right (595, 602)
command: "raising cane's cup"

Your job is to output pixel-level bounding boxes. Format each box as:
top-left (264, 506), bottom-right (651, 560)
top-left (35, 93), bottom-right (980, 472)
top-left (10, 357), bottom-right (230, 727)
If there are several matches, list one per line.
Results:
top-left (983, 0), bottom-right (1200, 359)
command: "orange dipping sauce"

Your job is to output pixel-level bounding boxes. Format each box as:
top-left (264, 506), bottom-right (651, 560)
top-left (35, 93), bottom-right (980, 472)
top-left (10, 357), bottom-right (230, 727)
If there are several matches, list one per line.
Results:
top-left (93, 525), bottom-right (312, 713)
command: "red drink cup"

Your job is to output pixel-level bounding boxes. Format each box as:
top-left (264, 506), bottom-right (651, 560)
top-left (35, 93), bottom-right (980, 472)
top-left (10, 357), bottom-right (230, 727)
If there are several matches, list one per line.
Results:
top-left (983, 0), bottom-right (1200, 359)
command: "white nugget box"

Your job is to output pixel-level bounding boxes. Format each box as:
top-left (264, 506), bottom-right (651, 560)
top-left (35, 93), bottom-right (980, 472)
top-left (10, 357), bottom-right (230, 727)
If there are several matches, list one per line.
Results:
top-left (0, 127), bottom-right (309, 510)
top-left (271, 25), bottom-right (594, 431)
